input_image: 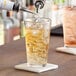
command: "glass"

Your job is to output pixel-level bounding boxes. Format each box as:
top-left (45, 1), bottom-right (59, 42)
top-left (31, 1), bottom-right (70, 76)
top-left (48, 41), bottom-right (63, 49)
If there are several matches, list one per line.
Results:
top-left (4, 17), bottom-right (20, 44)
top-left (62, 6), bottom-right (76, 47)
top-left (51, 0), bottom-right (66, 27)
top-left (0, 14), bottom-right (4, 45)
top-left (24, 17), bottom-right (51, 67)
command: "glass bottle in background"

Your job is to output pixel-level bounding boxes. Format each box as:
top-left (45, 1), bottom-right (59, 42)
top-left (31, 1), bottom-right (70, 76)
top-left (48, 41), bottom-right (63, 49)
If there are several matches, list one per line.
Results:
top-left (4, 17), bottom-right (13, 43)
top-left (0, 12), bottom-right (4, 45)
top-left (26, 0), bottom-right (35, 18)
top-left (20, 21), bottom-right (25, 38)
top-left (51, 0), bottom-right (65, 27)
top-left (12, 19), bottom-right (20, 41)
top-left (51, 1), bottom-right (59, 27)
top-left (28, 0), bottom-right (35, 11)
top-left (4, 11), bottom-right (20, 44)
top-left (4, 11), bottom-right (13, 43)
top-left (11, 12), bottom-right (20, 41)
top-left (43, 0), bottom-right (52, 18)
top-left (16, 0), bottom-right (27, 38)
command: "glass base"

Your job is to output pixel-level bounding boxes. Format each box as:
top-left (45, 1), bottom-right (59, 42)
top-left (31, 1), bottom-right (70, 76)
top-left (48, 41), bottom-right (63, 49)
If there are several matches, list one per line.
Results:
top-left (15, 63), bottom-right (58, 73)
top-left (27, 63), bottom-right (46, 67)
top-left (56, 46), bottom-right (76, 55)
top-left (64, 45), bottom-right (76, 48)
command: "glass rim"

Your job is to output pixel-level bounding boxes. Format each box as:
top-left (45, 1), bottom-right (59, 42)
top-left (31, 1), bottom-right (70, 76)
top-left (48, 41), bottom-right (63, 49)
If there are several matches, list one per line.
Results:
top-left (24, 17), bottom-right (51, 23)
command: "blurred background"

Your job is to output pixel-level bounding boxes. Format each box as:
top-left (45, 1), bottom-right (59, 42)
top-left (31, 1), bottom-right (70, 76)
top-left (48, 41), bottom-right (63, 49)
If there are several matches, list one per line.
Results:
top-left (0, 0), bottom-right (75, 45)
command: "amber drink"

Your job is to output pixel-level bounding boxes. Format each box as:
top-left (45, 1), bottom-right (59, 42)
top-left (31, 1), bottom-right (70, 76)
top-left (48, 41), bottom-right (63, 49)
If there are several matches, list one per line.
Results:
top-left (25, 18), bottom-right (51, 67)
top-left (63, 7), bottom-right (76, 47)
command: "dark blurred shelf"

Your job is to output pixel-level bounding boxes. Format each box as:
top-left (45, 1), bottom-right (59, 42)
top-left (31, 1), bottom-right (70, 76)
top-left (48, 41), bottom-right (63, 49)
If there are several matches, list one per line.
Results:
top-left (51, 25), bottom-right (63, 36)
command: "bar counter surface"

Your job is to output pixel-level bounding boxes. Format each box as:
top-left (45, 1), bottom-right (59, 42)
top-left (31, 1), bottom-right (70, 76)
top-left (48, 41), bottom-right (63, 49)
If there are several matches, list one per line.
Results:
top-left (0, 36), bottom-right (76, 76)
